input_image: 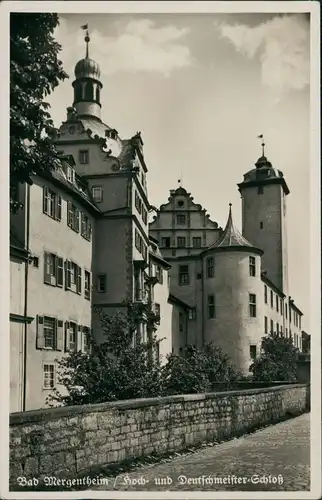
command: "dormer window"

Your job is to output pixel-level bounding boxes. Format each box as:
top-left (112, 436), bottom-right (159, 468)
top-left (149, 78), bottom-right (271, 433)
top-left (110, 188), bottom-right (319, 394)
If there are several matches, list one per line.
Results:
top-left (66, 166), bottom-right (75, 183)
top-left (92, 186), bottom-right (102, 203)
top-left (79, 150), bottom-right (89, 164)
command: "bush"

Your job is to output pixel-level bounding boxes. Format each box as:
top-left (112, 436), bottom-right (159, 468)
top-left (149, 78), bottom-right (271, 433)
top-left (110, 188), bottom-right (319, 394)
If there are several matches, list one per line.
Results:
top-left (250, 333), bottom-right (299, 382)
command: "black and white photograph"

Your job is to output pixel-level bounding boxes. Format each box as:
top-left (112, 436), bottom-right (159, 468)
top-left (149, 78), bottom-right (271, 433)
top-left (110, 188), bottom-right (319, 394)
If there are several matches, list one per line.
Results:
top-left (2, 1), bottom-right (320, 498)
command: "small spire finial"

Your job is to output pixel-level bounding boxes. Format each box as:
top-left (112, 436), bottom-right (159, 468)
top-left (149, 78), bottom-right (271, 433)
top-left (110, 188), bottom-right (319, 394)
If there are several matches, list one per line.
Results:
top-left (257, 134), bottom-right (265, 156)
top-left (81, 23), bottom-right (90, 58)
top-left (229, 202), bottom-right (232, 207)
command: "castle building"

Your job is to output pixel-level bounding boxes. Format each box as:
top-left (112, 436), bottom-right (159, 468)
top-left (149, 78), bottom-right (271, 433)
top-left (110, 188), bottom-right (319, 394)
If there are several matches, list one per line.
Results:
top-left (9, 32), bottom-right (178, 412)
top-left (149, 149), bottom-right (304, 373)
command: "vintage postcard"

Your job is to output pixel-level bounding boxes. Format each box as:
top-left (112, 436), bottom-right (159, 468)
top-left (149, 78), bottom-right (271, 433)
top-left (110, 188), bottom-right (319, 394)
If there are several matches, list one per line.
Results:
top-left (1, 1), bottom-right (320, 499)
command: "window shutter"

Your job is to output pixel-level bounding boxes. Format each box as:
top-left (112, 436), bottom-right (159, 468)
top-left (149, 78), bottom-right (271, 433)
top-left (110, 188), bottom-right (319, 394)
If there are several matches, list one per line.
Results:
top-left (56, 320), bottom-right (64, 351)
top-left (56, 195), bottom-right (62, 221)
top-left (43, 186), bottom-right (48, 214)
top-left (80, 212), bottom-right (85, 236)
top-left (65, 260), bottom-right (71, 290)
top-left (75, 209), bottom-right (80, 233)
top-left (36, 316), bottom-right (45, 349)
top-left (56, 257), bottom-right (64, 287)
top-left (77, 325), bottom-right (82, 352)
top-left (88, 221), bottom-right (92, 241)
top-left (77, 266), bottom-right (82, 294)
top-left (43, 252), bottom-right (50, 284)
top-left (67, 201), bottom-right (72, 227)
top-left (64, 321), bottom-right (70, 352)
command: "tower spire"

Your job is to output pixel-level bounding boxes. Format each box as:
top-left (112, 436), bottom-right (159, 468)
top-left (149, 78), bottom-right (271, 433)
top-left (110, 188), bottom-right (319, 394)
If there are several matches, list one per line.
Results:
top-left (81, 24), bottom-right (90, 58)
top-left (257, 134), bottom-right (265, 156)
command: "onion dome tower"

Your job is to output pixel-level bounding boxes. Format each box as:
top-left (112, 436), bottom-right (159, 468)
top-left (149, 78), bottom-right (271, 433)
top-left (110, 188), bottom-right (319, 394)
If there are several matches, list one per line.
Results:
top-left (72, 27), bottom-right (103, 121)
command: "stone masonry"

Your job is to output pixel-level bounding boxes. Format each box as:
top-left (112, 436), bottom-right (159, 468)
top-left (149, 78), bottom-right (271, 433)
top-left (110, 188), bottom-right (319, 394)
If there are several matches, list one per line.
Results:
top-left (9, 384), bottom-right (309, 489)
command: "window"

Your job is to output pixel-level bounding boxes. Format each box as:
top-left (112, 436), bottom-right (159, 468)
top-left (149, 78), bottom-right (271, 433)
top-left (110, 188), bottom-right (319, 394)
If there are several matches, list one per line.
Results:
top-left (206, 257), bottom-right (214, 278)
top-left (82, 327), bottom-right (91, 353)
top-left (179, 312), bottom-right (184, 332)
top-left (135, 191), bottom-right (142, 214)
top-left (43, 187), bottom-right (61, 221)
top-left (43, 364), bottom-right (55, 389)
top-left (280, 298), bottom-right (283, 315)
top-left (135, 230), bottom-right (143, 254)
top-left (249, 256), bottom-right (256, 277)
top-left (142, 208), bottom-right (147, 224)
top-left (32, 256), bottom-right (39, 268)
top-left (264, 316), bottom-right (268, 334)
top-left (286, 327), bottom-right (288, 337)
top-left (257, 186), bottom-right (264, 195)
top-left (79, 150), bottom-right (89, 164)
top-left (161, 237), bottom-right (171, 248)
top-left (270, 290), bottom-right (274, 308)
top-left (177, 200), bottom-right (184, 207)
top-left (92, 186), bottom-right (102, 203)
top-left (44, 252), bottom-right (63, 287)
top-left (154, 303), bottom-right (161, 324)
top-left (299, 316), bottom-right (301, 329)
top-left (65, 322), bottom-right (78, 352)
top-left (43, 317), bottom-right (56, 349)
top-left (208, 295), bottom-right (215, 318)
top-left (179, 265), bottom-right (189, 285)
top-left (276, 322), bottom-right (279, 335)
top-left (289, 308), bottom-right (292, 323)
top-left (250, 345), bottom-right (257, 360)
top-left (81, 212), bottom-right (92, 241)
top-left (188, 308), bottom-right (196, 320)
top-left (264, 285), bottom-right (268, 304)
top-left (66, 166), bottom-right (75, 183)
top-left (260, 221), bottom-right (264, 229)
top-left (65, 261), bottom-right (82, 294)
top-left (155, 266), bottom-right (163, 284)
top-left (84, 271), bottom-right (91, 300)
top-left (285, 303), bottom-right (288, 319)
top-left (177, 214), bottom-right (186, 225)
top-left (177, 237), bottom-right (186, 248)
top-left (192, 237), bottom-right (202, 248)
top-left (67, 202), bottom-right (80, 232)
top-left (270, 319), bottom-right (274, 333)
top-left (249, 293), bottom-right (256, 317)
top-left (36, 316), bottom-right (63, 351)
top-left (98, 274), bottom-right (106, 293)
top-left (276, 295), bottom-right (279, 312)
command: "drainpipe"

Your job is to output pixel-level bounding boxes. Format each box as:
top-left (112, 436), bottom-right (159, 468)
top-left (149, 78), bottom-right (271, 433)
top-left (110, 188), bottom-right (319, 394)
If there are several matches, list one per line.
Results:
top-left (201, 255), bottom-right (205, 346)
top-left (22, 184), bottom-right (30, 412)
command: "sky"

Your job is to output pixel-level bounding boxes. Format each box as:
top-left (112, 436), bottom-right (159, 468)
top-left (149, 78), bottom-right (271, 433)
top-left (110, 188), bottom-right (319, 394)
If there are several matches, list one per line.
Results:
top-left (48, 12), bottom-right (311, 329)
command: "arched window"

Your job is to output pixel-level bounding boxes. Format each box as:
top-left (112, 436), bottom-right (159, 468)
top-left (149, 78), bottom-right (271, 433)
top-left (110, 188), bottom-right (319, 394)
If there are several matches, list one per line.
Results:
top-left (84, 81), bottom-right (93, 101)
top-left (95, 86), bottom-right (100, 103)
top-left (74, 83), bottom-right (82, 102)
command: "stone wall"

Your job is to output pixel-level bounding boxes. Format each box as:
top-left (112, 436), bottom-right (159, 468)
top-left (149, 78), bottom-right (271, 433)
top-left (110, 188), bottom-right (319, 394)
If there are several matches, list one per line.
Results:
top-left (10, 384), bottom-right (309, 488)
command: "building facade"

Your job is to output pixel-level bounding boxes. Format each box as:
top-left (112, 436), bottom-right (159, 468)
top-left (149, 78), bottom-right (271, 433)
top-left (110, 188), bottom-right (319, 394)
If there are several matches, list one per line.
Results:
top-left (150, 151), bottom-right (304, 374)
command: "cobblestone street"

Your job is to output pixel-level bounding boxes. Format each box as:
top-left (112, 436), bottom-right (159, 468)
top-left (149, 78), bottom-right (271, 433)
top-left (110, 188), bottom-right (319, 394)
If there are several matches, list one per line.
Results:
top-left (96, 413), bottom-right (310, 492)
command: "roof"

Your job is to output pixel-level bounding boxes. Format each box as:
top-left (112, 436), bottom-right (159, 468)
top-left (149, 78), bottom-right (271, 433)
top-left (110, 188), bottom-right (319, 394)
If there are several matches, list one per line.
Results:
top-left (149, 240), bottom-right (171, 269)
top-left (206, 204), bottom-right (263, 255)
top-left (168, 294), bottom-right (191, 310)
top-left (238, 155), bottom-right (290, 195)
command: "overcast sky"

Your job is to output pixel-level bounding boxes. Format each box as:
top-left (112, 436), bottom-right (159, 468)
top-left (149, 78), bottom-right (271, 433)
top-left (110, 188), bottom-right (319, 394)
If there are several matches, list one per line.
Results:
top-left (48, 12), bottom-right (310, 329)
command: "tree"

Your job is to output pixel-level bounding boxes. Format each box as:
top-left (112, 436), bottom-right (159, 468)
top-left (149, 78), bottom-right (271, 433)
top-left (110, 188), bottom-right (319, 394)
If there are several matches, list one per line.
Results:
top-left (47, 304), bottom-right (163, 407)
top-left (160, 343), bottom-right (241, 396)
top-left (10, 13), bottom-right (68, 211)
top-left (250, 333), bottom-right (299, 382)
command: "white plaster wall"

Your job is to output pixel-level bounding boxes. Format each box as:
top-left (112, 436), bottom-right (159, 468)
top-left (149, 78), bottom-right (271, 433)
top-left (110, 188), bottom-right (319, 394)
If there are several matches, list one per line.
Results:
top-left (203, 251), bottom-right (263, 374)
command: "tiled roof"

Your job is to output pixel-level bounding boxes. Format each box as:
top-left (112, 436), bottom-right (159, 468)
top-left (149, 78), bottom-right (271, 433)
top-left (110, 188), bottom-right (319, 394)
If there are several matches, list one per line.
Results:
top-left (78, 117), bottom-right (112, 138)
top-left (208, 204), bottom-right (256, 250)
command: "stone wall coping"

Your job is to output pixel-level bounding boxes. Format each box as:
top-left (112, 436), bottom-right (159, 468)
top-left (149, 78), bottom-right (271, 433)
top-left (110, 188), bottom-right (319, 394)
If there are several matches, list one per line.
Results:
top-left (10, 384), bottom-right (308, 426)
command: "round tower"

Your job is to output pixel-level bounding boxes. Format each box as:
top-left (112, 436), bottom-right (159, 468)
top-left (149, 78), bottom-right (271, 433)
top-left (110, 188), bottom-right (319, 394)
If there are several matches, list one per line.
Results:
top-left (72, 27), bottom-right (103, 120)
top-left (202, 204), bottom-right (264, 374)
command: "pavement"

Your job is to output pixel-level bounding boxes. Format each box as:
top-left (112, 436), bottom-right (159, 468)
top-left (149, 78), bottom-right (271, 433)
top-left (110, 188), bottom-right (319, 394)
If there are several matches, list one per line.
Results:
top-left (94, 413), bottom-right (310, 492)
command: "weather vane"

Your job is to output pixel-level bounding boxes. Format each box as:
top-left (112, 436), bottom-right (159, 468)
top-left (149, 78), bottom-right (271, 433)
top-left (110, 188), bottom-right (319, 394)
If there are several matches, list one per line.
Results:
top-left (257, 134), bottom-right (265, 156)
top-left (81, 23), bottom-right (90, 58)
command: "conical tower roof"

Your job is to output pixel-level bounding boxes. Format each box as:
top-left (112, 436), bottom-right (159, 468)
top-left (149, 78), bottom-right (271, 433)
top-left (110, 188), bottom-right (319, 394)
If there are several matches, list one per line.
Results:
top-left (207, 204), bottom-right (263, 255)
